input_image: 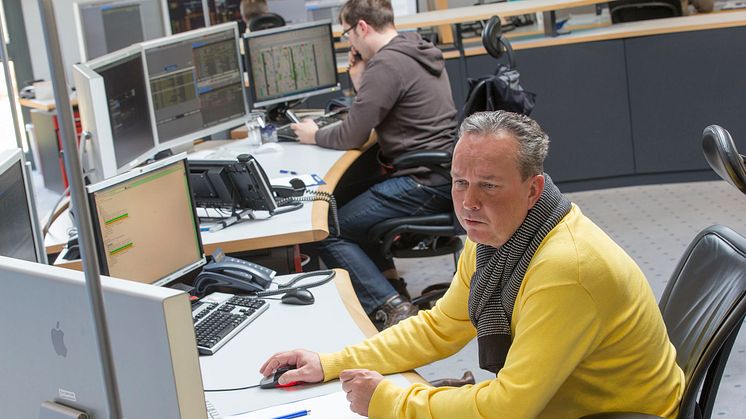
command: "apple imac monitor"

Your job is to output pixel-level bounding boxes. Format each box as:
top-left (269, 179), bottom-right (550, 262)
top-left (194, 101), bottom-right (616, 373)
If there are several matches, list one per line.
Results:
top-left (142, 22), bottom-right (248, 151)
top-left (87, 154), bottom-right (206, 286)
top-left (0, 148), bottom-right (48, 264)
top-left (74, 0), bottom-right (170, 62)
top-left (74, 45), bottom-right (158, 183)
top-left (243, 21), bottom-right (340, 114)
top-left (0, 255), bottom-right (207, 418)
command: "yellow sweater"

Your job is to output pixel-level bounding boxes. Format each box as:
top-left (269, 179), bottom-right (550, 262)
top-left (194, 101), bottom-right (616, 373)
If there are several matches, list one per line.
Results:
top-left (320, 205), bottom-right (684, 418)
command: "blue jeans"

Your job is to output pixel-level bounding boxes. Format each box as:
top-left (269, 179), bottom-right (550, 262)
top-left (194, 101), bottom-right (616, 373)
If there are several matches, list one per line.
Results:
top-left (313, 176), bottom-right (452, 314)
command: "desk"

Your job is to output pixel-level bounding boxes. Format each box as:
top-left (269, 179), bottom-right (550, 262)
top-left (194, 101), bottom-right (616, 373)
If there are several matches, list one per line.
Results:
top-left (45, 135), bottom-right (375, 262)
top-left (331, 0), bottom-right (611, 36)
top-left (201, 269), bottom-right (421, 416)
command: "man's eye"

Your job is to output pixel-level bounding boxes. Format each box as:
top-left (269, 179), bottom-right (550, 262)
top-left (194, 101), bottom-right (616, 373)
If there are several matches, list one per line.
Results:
top-left (481, 183), bottom-right (497, 190)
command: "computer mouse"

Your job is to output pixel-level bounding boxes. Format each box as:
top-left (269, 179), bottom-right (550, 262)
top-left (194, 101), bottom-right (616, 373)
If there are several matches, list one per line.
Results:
top-left (259, 365), bottom-right (299, 389)
top-left (281, 288), bottom-right (315, 305)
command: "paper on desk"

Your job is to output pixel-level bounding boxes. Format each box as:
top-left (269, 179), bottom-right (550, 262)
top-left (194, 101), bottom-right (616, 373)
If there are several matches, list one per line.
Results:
top-left (225, 391), bottom-right (363, 419)
top-left (272, 174), bottom-right (325, 188)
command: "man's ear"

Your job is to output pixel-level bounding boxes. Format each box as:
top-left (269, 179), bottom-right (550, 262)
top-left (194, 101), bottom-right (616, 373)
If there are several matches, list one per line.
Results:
top-left (527, 174), bottom-right (545, 209)
top-left (357, 19), bottom-right (369, 35)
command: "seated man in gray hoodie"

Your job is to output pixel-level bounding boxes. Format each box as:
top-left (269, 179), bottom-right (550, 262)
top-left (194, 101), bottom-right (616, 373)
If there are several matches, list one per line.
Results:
top-left (291, 0), bottom-right (458, 329)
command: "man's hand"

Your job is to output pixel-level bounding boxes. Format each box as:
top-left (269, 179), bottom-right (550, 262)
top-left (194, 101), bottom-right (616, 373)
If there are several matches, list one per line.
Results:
top-left (347, 49), bottom-right (366, 91)
top-left (290, 119), bottom-right (319, 144)
top-left (340, 369), bottom-right (384, 416)
top-left (259, 349), bottom-right (324, 385)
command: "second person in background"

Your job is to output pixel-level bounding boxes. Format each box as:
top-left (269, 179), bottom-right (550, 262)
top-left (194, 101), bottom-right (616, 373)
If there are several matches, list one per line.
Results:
top-left (292, 0), bottom-right (458, 329)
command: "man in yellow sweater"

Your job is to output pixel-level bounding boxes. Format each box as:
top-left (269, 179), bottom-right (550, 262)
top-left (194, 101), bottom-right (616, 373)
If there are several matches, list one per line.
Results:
top-left (260, 111), bottom-right (685, 418)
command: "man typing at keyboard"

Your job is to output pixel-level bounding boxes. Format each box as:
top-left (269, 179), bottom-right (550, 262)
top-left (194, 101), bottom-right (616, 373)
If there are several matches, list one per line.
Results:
top-left (292, 0), bottom-right (458, 329)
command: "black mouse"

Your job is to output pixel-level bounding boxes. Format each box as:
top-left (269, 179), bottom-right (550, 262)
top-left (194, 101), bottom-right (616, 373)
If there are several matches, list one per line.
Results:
top-left (281, 288), bottom-right (314, 305)
top-left (260, 365), bottom-right (299, 389)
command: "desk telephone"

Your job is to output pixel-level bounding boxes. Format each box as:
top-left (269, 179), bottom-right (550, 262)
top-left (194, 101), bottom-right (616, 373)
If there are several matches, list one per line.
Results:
top-left (193, 249), bottom-right (276, 297)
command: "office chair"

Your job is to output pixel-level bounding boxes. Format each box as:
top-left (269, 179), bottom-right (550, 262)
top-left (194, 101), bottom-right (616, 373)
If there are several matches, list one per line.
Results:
top-left (702, 125), bottom-right (746, 194)
top-left (608, 1), bottom-right (682, 24)
top-left (462, 15), bottom-right (535, 120)
top-left (247, 13), bottom-right (285, 32)
top-left (367, 150), bottom-right (463, 310)
top-left (581, 128), bottom-right (746, 419)
top-left (583, 225), bottom-right (746, 419)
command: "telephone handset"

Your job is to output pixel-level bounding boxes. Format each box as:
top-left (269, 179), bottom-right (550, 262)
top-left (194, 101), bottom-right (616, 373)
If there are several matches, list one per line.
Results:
top-left (192, 249), bottom-right (276, 297)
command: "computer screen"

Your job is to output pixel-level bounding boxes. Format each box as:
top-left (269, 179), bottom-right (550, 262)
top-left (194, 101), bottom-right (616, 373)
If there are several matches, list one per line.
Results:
top-left (142, 22), bottom-right (248, 151)
top-left (87, 154), bottom-right (205, 286)
top-left (74, 0), bottom-right (168, 62)
top-left (74, 45), bottom-right (158, 183)
top-left (0, 255), bottom-right (207, 418)
top-left (244, 20), bottom-right (340, 109)
top-left (0, 149), bottom-right (47, 264)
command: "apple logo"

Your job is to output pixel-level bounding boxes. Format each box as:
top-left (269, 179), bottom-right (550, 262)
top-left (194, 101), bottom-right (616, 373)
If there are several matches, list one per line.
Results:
top-left (51, 321), bottom-right (67, 357)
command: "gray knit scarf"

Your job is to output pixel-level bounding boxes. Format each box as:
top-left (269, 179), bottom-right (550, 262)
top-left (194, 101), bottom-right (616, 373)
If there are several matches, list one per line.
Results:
top-left (468, 174), bottom-right (571, 374)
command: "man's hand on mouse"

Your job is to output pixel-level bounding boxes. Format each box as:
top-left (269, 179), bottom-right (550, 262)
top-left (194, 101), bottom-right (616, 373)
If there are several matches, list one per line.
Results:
top-left (290, 120), bottom-right (318, 144)
top-left (340, 369), bottom-right (384, 416)
top-left (259, 349), bottom-right (323, 385)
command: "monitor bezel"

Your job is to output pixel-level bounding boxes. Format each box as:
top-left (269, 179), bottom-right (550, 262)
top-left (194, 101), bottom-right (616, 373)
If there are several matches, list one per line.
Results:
top-left (141, 22), bottom-right (249, 152)
top-left (0, 149), bottom-right (48, 265)
top-left (86, 153), bottom-right (206, 286)
top-left (74, 44), bottom-right (159, 183)
top-left (243, 20), bottom-right (341, 109)
top-left (73, 0), bottom-right (169, 63)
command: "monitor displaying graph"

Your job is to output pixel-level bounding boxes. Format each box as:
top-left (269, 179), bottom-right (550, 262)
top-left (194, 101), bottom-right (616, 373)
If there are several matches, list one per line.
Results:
top-left (244, 21), bottom-right (339, 108)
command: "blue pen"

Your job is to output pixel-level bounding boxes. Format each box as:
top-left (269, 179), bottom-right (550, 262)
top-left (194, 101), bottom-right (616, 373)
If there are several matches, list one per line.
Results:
top-left (279, 169), bottom-right (298, 175)
top-left (271, 409), bottom-right (310, 419)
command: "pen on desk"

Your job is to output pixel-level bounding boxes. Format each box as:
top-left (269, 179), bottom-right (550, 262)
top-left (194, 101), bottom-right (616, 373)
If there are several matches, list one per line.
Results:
top-left (271, 409), bottom-right (310, 419)
top-left (279, 169), bottom-right (298, 175)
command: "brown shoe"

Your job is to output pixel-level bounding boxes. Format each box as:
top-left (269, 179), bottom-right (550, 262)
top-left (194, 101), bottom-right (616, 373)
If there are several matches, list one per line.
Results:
top-left (374, 295), bottom-right (418, 330)
top-left (387, 277), bottom-right (412, 301)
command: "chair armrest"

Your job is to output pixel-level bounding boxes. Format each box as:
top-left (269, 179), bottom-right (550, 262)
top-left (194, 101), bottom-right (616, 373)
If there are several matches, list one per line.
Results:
top-left (580, 413), bottom-right (664, 419)
top-left (391, 150), bottom-right (451, 170)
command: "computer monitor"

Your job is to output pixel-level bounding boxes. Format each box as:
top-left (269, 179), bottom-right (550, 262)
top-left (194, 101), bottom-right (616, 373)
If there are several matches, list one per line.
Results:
top-left (87, 154), bottom-right (206, 286)
top-left (0, 255), bottom-right (207, 418)
top-left (74, 0), bottom-right (169, 62)
top-left (0, 148), bottom-right (48, 264)
top-left (74, 45), bottom-right (158, 183)
top-left (142, 22), bottom-right (248, 151)
top-left (243, 21), bottom-right (340, 111)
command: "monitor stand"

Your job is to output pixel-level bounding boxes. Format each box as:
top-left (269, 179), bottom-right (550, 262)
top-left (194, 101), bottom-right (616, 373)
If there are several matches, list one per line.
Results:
top-left (264, 101), bottom-right (303, 126)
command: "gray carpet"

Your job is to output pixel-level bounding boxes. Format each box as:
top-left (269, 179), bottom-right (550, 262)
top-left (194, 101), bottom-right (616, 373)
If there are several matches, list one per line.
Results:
top-left (398, 180), bottom-right (746, 416)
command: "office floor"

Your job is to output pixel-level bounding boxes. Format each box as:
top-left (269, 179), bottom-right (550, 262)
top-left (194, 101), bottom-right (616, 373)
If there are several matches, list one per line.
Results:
top-left (398, 179), bottom-right (746, 416)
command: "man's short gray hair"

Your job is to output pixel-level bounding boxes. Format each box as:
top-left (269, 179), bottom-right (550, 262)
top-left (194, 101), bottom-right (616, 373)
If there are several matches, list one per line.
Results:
top-left (459, 111), bottom-right (549, 179)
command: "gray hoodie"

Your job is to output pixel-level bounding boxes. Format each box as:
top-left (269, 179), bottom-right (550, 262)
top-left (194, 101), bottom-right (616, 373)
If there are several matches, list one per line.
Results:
top-left (315, 32), bottom-right (458, 185)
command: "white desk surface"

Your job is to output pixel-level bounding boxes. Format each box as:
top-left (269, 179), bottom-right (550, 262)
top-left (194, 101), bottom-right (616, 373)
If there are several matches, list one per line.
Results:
top-left (45, 138), bottom-right (372, 258)
top-left (202, 269), bottom-right (416, 416)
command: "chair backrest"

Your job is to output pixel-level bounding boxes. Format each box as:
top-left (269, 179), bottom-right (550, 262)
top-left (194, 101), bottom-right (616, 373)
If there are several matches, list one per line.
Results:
top-left (702, 125), bottom-right (746, 194)
top-left (609, 1), bottom-right (682, 24)
top-left (658, 225), bottom-right (746, 418)
top-left (248, 12), bottom-right (286, 32)
top-left (481, 16), bottom-right (515, 69)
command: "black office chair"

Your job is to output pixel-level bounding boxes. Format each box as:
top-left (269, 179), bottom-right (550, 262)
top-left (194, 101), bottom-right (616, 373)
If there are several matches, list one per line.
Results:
top-left (247, 12), bottom-right (285, 32)
top-left (462, 15), bottom-right (535, 120)
top-left (581, 127), bottom-right (746, 419)
top-left (367, 150), bottom-right (463, 310)
top-left (608, 1), bottom-right (682, 24)
top-left (702, 125), bottom-right (746, 194)
top-left (582, 226), bottom-right (746, 419)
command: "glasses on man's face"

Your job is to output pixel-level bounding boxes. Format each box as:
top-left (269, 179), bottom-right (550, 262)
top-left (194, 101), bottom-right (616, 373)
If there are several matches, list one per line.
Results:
top-left (340, 22), bottom-right (358, 41)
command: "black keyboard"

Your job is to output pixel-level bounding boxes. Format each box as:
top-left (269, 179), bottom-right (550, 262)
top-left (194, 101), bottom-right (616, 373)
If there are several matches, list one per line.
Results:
top-left (192, 294), bottom-right (268, 355)
top-left (277, 113), bottom-right (345, 142)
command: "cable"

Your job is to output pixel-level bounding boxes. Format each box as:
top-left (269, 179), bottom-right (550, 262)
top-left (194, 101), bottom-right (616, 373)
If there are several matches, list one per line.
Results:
top-left (276, 191), bottom-right (340, 237)
top-left (204, 383), bottom-right (260, 392)
top-left (256, 269), bottom-right (336, 298)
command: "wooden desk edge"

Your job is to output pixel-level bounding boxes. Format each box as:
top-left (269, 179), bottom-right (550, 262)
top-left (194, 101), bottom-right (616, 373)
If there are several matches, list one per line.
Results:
top-left (333, 268), bottom-right (427, 385)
